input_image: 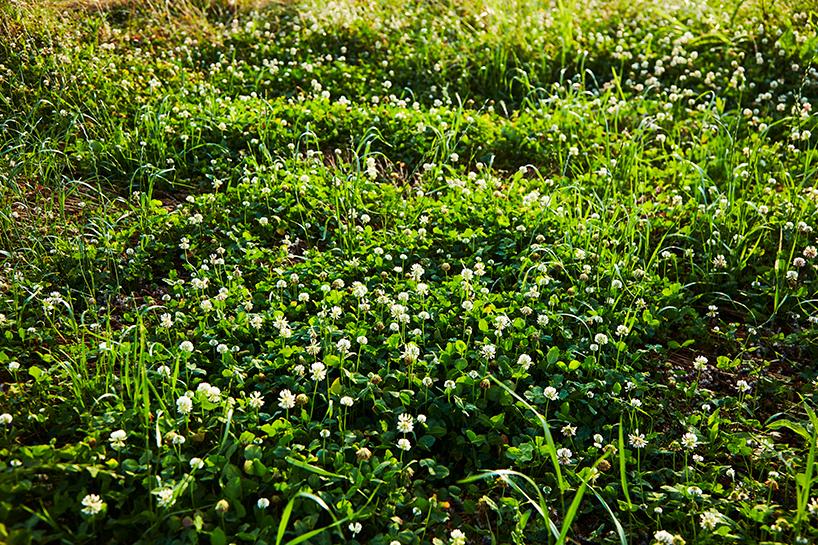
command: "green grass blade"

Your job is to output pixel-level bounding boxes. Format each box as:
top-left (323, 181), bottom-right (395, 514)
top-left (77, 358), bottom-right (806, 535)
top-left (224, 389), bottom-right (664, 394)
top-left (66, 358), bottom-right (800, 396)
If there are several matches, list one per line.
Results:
top-left (284, 517), bottom-right (349, 545)
top-left (460, 469), bottom-right (559, 540)
top-left (797, 402), bottom-right (818, 525)
top-left (276, 491), bottom-right (345, 545)
top-left (590, 487), bottom-right (628, 545)
top-left (275, 496), bottom-right (296, 545)
top-left (285, 457), bottom-right (351, 481)
top-left (557, 479), bottom-right (588, 544)
top-left (489, 375), bottom-right (566, 493)
top-left (618, 417), bottom-right (633, 511)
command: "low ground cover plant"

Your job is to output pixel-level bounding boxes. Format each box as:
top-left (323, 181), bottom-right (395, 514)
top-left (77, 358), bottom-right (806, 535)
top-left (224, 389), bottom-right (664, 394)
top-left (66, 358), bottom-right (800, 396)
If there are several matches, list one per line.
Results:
top-left (1, 0), bottom-right (818, 544)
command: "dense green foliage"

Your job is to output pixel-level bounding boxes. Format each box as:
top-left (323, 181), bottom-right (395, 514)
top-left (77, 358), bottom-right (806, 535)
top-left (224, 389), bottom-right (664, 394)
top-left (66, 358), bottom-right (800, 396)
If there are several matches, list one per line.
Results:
top-left (1, 1), bottom-right (818, 544)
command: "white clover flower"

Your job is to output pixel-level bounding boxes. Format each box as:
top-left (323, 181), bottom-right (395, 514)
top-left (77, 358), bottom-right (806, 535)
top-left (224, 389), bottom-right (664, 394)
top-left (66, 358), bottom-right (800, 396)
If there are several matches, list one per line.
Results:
top-left (337, 338), bottom-right (351, 355)
top-left (556, 447), bottom-right (573, 465)
top-left (154, 487), bottom-right (175, 508)
top-left (340, 396), bottom-right (354, 407)
top-left (481, 344), bottom-right (496, 360)
top-left (450, 529), bottom-right (466, 545)
top-left (176, 395), bottom-right (193, 415)
top-left (352, 282), bottom-right (368, 298)
top-left (444, 380), bottom-right (456, 391)
top-left (681, 432), bottom-right (699, 450)
top-left (248, 391), bottom-right (265, 410)
top-left (348, 522), bottom-right (363, 536)
top-left (397, 414), bottom-right (414, 433)
top-left (494, 315), bottom-right (511, 330)
top-left (402, 343), bottom-right (420, 363)
top-left (699, 510), bottom-right (722, 530)
top-left (179, 341), bottom-right (194, 353)
top-left (629, 429), bottom-right (648, 448)
top-left (278, 389), bottom-right (296, 410)
top-left (249, 314), bottom-right (264, 329)
top-left (81, 494), bottom-right (106, 516)
top-left (653, 530), bottom-right (675, 545)
top-left (594, 333), bottom-right (609, 346)
top-left (544, 386), bottom-right (559, 401)
top-left (109, 429), bottom-right (127, 450)
top-left (517, 354), bottom-right (532, 370)
top-left (356, 447), bottom-right (372, 461)
top-left (205, 385), bottom-right (221, 403)
top-left (190, 457), bottom-right (204, 470)
top-left (0, 413), bottom-right (12, 425)
top-left (390, 302), bottom-right (408, 317)
top-left (397, 438), bottom-right (411, 451)
top-left (257, 498), bottom-right (270, 509)
top-left (311, 362), bottom-right (327, 381)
